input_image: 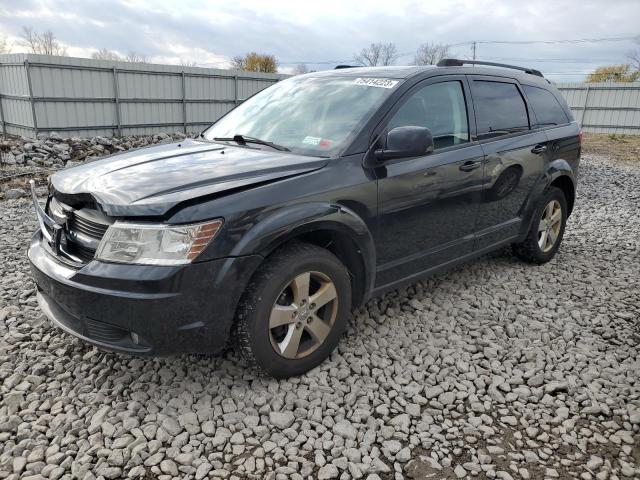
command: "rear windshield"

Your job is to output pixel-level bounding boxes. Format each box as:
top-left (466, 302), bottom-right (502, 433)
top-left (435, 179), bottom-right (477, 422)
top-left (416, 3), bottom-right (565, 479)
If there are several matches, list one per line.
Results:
top-left (203, 75), bottom-right (401, 156)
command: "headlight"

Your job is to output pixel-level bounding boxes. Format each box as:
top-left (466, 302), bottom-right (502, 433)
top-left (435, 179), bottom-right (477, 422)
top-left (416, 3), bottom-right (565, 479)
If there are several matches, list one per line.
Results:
top-left (95, 219), bottom-right (223, 265)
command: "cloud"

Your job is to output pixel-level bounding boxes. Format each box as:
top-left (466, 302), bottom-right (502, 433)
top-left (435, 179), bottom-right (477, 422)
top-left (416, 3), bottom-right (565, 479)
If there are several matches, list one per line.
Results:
top-left (0, 0), bottom-right (638, 80)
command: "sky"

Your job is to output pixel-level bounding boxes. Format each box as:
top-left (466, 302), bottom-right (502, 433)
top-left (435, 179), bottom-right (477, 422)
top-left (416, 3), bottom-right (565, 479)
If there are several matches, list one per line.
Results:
top-left (0, 0), bottom-right (639, 81)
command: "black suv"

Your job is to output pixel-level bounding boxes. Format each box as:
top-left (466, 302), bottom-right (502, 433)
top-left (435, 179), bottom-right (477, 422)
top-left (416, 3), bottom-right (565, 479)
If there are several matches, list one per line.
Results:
top-left (29, 59), bottom-right (580, 377)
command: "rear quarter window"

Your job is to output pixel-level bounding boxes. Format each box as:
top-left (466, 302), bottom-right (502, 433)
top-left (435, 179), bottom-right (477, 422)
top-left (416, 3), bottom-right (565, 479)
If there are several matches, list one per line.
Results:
top-left (522, 85), bottom-right (570, 128)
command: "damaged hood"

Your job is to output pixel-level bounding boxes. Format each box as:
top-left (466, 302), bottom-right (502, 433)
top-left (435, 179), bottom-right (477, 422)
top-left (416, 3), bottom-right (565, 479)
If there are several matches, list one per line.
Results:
top-left (51, 139), bottom-right (329, 216)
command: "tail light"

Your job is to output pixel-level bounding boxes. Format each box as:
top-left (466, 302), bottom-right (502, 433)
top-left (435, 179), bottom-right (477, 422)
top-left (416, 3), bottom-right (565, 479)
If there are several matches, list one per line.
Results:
top-left (578, 130), bottom-right (583, 146)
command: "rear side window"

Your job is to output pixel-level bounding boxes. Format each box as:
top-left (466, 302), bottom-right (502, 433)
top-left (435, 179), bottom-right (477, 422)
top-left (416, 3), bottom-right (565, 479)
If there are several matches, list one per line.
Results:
top-left (472, 81), bottom-right (529, 139)
top-left (523, 85), bottom-right (570, 128)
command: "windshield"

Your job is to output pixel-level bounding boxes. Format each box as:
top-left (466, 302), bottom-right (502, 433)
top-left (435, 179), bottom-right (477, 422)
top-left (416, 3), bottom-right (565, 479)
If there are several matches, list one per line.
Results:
top-left (203, 75), bottom-right (401, 156)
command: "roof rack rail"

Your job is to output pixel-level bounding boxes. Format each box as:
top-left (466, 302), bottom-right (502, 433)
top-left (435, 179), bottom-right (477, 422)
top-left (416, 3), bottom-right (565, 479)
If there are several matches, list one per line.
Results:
top-left (436, 58), bottom-right (544, 77)
top-left (335, 65), bottom-right (358, 69)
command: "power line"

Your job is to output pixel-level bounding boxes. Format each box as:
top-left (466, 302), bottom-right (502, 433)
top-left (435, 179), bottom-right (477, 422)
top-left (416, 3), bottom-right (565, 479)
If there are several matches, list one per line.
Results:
top-left (275, 35), bottom-right (637, 65)
top-left (449, 36), bottom-right (636, 47)
top-left (481, 57), bottom-right (626, 63)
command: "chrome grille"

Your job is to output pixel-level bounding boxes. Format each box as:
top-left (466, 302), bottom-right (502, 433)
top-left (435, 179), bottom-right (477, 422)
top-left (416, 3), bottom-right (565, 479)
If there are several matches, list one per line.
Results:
top-left (69, 212), bottom-right (110, 240)
top-left (46, 197), bottom-right (113, 264)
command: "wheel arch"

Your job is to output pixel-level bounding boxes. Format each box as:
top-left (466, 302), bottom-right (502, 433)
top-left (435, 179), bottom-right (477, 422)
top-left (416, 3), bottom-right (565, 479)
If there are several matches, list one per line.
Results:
top-left (229, 202), bottom-right (376, 307)
top-left (519, 159), bottom-right (576, 239)
top-left (549, 174), bottom-right (575, 215)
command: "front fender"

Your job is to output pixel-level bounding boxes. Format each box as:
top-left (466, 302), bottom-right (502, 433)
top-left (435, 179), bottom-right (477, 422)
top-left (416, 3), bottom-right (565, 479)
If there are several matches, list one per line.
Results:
top-left (230, 202), bottom-right (376, 299)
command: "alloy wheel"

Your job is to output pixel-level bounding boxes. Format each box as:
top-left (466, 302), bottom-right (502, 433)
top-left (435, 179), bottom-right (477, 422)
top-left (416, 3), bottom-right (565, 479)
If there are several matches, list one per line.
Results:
top-left (538, 199), bottom-right (562, 252)
top-left (268, 271), bottom-right (338, 359)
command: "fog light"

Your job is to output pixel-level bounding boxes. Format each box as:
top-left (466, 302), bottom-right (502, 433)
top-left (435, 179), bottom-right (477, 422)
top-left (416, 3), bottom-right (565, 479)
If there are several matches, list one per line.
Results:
top-left (130, 332), bottom-right (140, 345)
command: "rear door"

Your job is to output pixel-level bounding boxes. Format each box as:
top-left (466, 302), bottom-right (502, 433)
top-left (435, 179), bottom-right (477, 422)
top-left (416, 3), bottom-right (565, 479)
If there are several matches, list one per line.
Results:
top-left (521, 84), bottom-right (581, 170)
top-left (468, 76), bottom-right (549, 249)
top-left (374, 76), bottom-right (485, 288)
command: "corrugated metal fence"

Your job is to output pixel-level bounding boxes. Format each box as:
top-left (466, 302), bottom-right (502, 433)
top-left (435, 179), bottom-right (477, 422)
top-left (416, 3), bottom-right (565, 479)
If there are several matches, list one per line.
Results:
top-left (0, 54), bottom-right (287, 138)
top-left (556, 82), bottom-right (640, 135)
top-left (2, 56), bottom-right (639, 138)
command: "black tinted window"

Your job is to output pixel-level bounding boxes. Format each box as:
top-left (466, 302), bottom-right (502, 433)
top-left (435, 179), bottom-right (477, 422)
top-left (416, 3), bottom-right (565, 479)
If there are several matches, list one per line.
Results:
top-left (473, 81), bottom-right (529, 139)
top-left (388, 81), bottom-right (469, 149)
top-left (523, 85), bottom-right (569, 127)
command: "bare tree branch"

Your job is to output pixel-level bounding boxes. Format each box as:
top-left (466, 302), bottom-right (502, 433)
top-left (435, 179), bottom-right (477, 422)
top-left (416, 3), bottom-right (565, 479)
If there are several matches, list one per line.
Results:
top-left (125, 52), bottom-right (147, 63)
top-left (627, 50), bottom-right (640, 71)
top-left (414, 42), bottom-right (450, 65)
top-left (20, 26), bottom-right (67, 56)
top-left (354, 42), bottom-right (398, 66)
top-left (380, 43), bottom-right (398, 66)
top-left (92, 48), bottom-right (123, 61)
top-left (0, 35), bottom-right (11, 54)
top-left (230, 55), bottom-right (246, 70)
top-left (293, 64), bottom-right (309, 75)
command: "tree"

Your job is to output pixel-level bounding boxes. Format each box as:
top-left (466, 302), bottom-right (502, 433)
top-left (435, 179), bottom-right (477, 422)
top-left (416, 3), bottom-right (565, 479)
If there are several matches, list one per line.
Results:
top-left (414, 42), bottom-right (450, 65)
top-left (587, 64), bottom-right (640, 83)
top-left (230, 55), bottom-right (246, 70)
top-left (231, 52), bottom-right (278, 73)
top-left (20, 26), bottom-right (67, 56)
top-left (92, 48), bottom-right (123, 61)
top-left (0, 35), bottom-right (10, 54)
top-left (180, 59), bottom-right (197, 67)
top-left (125, 51), bottom-right (147, 63)
top-left (628, 50), bottom-right (640, 72)
top-left (629, 35), bottom-right (640, 71)
top-left (293, 64), bottom-right (310, 75)
top-left (353, 42), bottom-right (399, 66)
top-left (91, 49), bottom-right (149, 63)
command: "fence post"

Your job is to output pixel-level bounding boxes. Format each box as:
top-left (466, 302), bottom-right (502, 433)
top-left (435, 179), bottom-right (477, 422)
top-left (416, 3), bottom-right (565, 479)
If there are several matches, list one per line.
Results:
top-left (580, 85), bottom-right (591, 127)
top-left (181, 71), bottom-right (187, 134)
top-left (0, 94), bottom-right (6, 137)
top-left (234, 75), bottom-right (239, 106)
top-left (112, 67), bottom-right (122, 137)
top-left (25, 59), bottom-right (39, 138)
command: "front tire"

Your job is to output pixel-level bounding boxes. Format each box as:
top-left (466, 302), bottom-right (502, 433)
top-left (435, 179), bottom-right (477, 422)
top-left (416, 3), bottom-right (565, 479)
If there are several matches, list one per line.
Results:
top-left (512, 186), bottom-right (568, 264)
top-left (233, 242), bottom-right (351, 378)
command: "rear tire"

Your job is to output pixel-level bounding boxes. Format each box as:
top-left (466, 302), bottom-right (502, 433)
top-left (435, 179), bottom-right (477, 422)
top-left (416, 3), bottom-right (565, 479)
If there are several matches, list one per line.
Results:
top-left (233, 242), bottom-right (351, 378)
top-left (512, 186), bottom-right (567, 264)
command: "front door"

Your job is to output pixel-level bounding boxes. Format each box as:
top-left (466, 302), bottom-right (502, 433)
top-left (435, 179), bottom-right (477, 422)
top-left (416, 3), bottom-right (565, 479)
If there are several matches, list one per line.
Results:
top-left (374, 77), bottom-right (485, 288)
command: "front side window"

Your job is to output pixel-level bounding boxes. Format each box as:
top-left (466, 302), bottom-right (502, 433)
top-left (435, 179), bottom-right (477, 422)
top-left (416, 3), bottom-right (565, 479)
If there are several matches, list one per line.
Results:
top-left (203, 76), bottom-right (401, 157)
top-left (472, 80), bottom-right (530, 139)
top-left (523, 85), bottom-right (570, 128)
top-left (387, 81), bottom-right (469, 149)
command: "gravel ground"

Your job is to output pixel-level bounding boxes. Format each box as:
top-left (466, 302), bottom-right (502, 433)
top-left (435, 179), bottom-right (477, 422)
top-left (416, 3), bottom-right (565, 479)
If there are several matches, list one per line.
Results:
top-left (0, 152), bottom-right (639, 480)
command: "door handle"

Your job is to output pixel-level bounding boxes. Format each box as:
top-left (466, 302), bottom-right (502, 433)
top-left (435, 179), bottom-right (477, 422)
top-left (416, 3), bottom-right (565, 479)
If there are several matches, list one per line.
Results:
top-left (459, 160), bottom-right (482, 172)
top-left (531, 144), bottom-right (548, 155)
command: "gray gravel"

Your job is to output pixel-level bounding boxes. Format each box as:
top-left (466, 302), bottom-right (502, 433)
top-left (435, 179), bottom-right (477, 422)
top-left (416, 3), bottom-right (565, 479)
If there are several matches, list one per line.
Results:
top-left (0, 152), bottom-right (639, 480)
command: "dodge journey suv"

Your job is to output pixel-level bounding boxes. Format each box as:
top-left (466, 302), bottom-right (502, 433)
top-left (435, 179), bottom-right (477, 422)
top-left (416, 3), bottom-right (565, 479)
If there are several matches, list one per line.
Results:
top-left (29, 59), bottom-right (580, 377)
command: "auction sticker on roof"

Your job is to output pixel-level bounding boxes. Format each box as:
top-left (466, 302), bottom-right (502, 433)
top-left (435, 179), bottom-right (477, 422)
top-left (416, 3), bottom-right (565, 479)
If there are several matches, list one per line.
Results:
top-left (353, 77), bottom-right (399, 88)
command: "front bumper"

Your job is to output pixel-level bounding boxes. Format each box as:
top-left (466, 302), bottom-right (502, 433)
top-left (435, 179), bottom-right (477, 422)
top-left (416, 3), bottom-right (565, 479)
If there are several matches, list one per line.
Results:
top-left (29, 231), bottom-right (262, 355)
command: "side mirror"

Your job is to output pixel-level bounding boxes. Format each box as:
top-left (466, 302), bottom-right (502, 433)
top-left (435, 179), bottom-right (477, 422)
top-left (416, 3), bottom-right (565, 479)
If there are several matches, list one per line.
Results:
top-left (373, 126), bottom-right (434, 162)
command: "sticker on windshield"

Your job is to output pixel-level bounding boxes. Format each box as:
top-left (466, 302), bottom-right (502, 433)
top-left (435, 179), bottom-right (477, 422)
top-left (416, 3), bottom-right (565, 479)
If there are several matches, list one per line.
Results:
top-left (303, 136), bottom-right (322, 145)
top-left (303, 136), bottom-right (332, 148)
top-left (353, 77), bottom-right (399, 89)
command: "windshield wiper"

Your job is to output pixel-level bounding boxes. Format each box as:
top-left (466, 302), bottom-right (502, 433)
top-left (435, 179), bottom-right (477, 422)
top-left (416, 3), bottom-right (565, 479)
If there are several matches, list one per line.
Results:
top-left (213, 134), bottom-right (290, 152)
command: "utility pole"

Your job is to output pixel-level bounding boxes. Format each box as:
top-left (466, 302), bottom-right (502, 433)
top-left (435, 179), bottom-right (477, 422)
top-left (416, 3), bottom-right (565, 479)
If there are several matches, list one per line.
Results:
top-left (472, 41), bottom-right (477, 61)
